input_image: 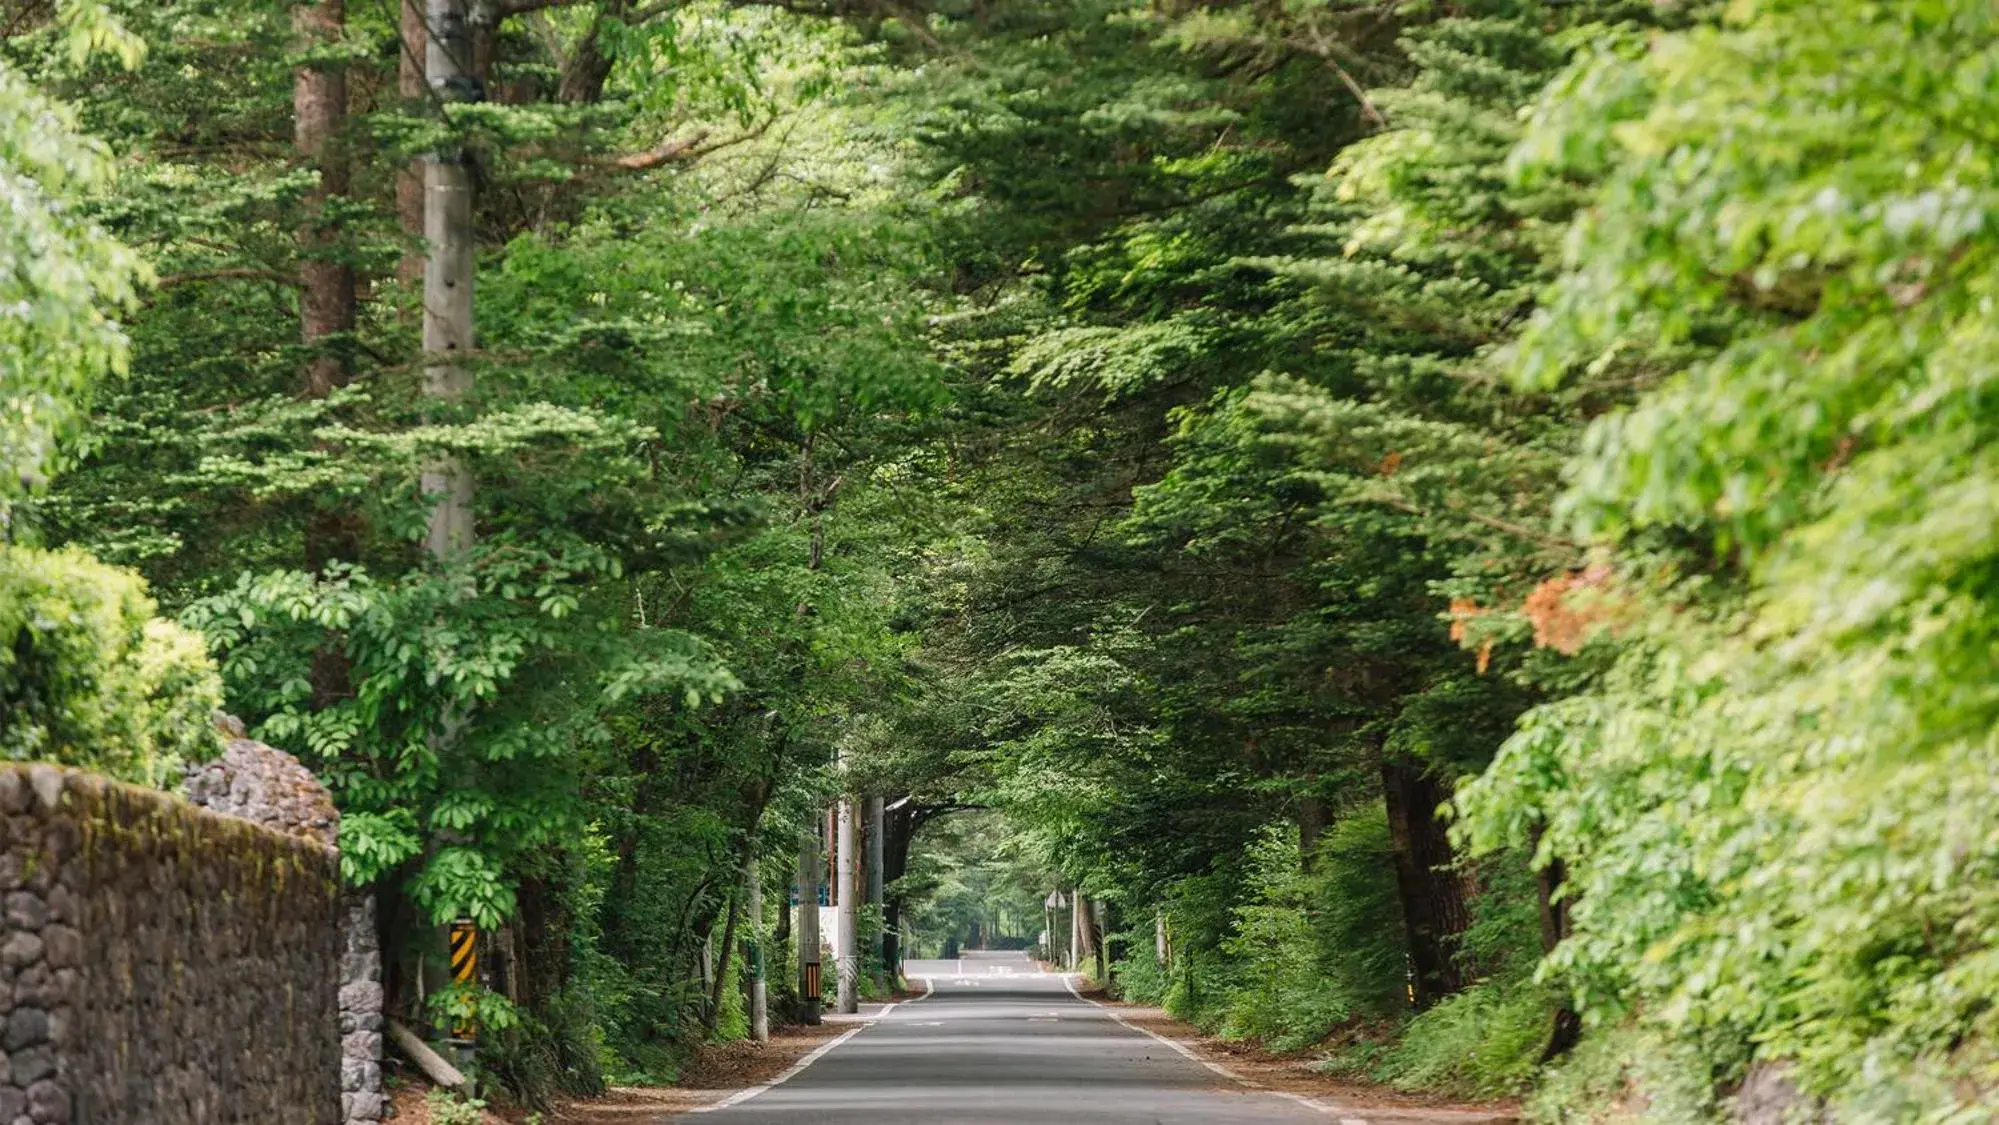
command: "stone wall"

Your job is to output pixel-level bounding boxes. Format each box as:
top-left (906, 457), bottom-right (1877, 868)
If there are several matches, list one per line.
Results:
top-left (184, 717), bottom-right (383, 1125)
top-left (0, 764), bottom-right (343, 1123)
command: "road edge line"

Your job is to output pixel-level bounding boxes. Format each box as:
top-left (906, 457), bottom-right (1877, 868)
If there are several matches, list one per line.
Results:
top-left (1059, 973), bottom-right (1350, 1120)
top-left (692, 977), bottom-right (934, 1114)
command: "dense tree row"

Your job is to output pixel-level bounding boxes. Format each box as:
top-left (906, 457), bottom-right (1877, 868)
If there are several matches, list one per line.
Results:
top-left (3, 0), bottom-right (1996, 1120)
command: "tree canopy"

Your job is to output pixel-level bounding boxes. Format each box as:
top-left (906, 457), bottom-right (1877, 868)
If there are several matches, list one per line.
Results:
top-left (4, 0), bottom-right (1997, 1118)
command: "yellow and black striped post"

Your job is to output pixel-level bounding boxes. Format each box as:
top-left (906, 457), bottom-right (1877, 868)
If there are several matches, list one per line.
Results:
top-left (449, 918), bottom-right (479, 1042)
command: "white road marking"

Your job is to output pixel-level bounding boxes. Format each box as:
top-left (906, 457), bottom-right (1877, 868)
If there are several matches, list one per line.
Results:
top-left (1059, 974), bottom-right (1353, 1121)
top-left (694, 977), bottom-right (935, 1113)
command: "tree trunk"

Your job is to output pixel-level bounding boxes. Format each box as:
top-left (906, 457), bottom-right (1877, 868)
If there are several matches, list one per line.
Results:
top-left (1380, 757), bottom-right (1472, 1008)
top-left (1068, 890), bottom-right (1081, 971)
top-left (397, 0), bottom-right (427, 290)
top-left (1074, 889), bottom-right (1100, 979)
top-left (880, 800), bottom-right (915, 981)
top-left (295, 0), bottom-right (360, 711)
top-left (795, 831), bottom-right (822, 1024)
top-left (863, 795), bottom-right (884, 977)
top-left (703, 885), bottom-right (741, 1033)
top-left (835, 794), bottom-right (859, 1014)
top-left (1094, 898), bottom-right (1110, 988)
top-left (1298, 794), bottom-right (1329, 872)
top-left (1534, 836), bottom-right (1582, 1060)
top-left (556, 0), bottom-right (629, 104)
top-left (295, 0), bottom-right (354, 400)
top-left (423, 0), bottom-right (476, 559)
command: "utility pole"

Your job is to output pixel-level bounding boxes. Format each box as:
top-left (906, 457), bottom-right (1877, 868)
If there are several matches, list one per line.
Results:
top-left (416, 0), bottom-right (478, 1063)
top-left (795, 833), bottom-right (821, 1024)
top-left (422, 0), bottom-right (475, 558)
top-left (863, 795), bottom-right (884, 980)
top-left (835, 793), bottom-right (859, 1014)
top-left (746, 856), bottom-right (768, 1044)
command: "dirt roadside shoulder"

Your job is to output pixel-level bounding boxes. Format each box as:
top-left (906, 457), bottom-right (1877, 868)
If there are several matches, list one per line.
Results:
top-left (541, 988), bottom-right (929, 1125)
top-left (1084, 992), bottom-right (1523, 1125)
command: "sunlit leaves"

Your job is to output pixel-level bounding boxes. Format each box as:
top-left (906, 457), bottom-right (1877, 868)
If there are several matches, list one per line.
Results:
top-left (0, 60), bottom-right (142, 508)
top-left (1459, 0), bottom-right (1999, 1114)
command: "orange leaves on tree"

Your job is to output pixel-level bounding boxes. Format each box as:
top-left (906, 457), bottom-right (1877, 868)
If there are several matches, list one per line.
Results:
top-left (1522, 564), bottom-right (1621, 655)
top-left (1448, 598), bottom-right (1493, 674)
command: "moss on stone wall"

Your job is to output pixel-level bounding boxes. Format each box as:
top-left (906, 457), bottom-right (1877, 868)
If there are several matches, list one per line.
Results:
top-left (0, 764), bottom-right (342, 1124)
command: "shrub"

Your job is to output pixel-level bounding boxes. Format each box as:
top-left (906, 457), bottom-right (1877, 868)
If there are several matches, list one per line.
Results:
top-left (0, 545), bottom-right (221, 785)
top-left (1369, 979), bottom-right (1553, 1098)
top-left (1163, 812), bottom-right (1410, 1052)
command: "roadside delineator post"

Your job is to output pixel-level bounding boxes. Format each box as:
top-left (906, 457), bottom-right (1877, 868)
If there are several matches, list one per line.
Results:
top-left (448, 918), bottom-right (478, 1045)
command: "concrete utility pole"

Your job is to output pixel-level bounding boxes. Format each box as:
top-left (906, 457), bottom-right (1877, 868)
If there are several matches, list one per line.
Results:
top-left (796, 834), bottom-right (821, 1025)
top-left (835, 795), bottom-right (859, 1014)
top-left (422, 0), bottom-right (475, 558)
top-left (863, 795), bottom-right (884, 977)
top-left (746, 856), bottom-right (768, 1044)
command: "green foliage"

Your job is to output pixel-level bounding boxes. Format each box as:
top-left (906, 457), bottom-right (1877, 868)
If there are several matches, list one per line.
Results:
top-left (423, 1090), bottom-right (490, 1125)
top-left (0, 9), bottom-right (216, 794)
top-left (0, 545), bottom-right (221, 786)
top-left (1455, 0), bottom-right (1999, 1115)
top-left (1207, 823), bottom-right (1401, 1050)
top-left (0, 45), bottom-right (142, 509)
top-left (16, 0), bottom-right (1998, 1114)
top-left (1334, 979), bottom-right (1553, 1099)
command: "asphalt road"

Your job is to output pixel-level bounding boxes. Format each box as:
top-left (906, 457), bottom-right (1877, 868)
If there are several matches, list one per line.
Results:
top-left (682, 950), bottom-right (1335, 1124)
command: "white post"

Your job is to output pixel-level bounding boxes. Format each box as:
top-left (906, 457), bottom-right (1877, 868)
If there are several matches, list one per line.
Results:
top-left (796, 834), bottom-right (821, 1024)
top-left (835, 795), bottom-right (859, 1014)
top-left (747, 856), bottom-right (768, 1043)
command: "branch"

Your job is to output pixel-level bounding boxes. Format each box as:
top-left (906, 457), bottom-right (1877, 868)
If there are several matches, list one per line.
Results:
top-left (603, 128), bottom-right (713, 170)
top-left (497, 0), bottom-right (586, 15)
top-left (1294, 27), bottom-right (1387, 129)
top-left (1376, 493), bottom-right (1578, 553)
top-left (593, 121), bottom-right (770, 171)
top-left (387, 1021), bottom-right (470, 1092)
top-left (153, 267), bottom-right (302, 290)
